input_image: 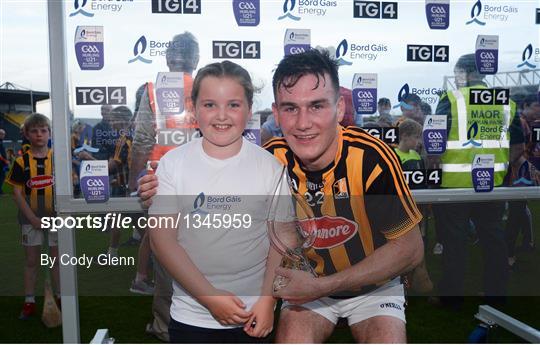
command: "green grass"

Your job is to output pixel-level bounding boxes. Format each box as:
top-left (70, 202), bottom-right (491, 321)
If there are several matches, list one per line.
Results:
top-left (0, 183), bottom-right (539, 343)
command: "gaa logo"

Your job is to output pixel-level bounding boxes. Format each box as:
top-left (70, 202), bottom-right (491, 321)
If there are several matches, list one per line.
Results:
top-left (428, 132), bottom-right (443, 140)
top-left (353, 1), bottom-right (398, 19)
top-left (517, 44), bottom-right (537, 69)
top-left (128, 36), bottom-right (152, 64)
top-left (244, 131), bottom-right (257, 141)
top-left (75, 87), bottom-right (127, 105)
top-left (81, 44), bottom-right (99, 54)
top-left (476, 170), bottom-right (491, 178)
top-left (212, 41), bottom-right (260, 59)
top-left (151, 0), bottom-right (201, 14)
top-left (69, 0), bottom-right (94, 17)
top-left (161, 90), bottom-right (180, 98)
top-left (335, 39), bottom-right (353, 66)
top-left (479, 51), bottom-right (495, 60)
top-left (466, 0), bottom-right (486, 26)
top-left (278, 0), bottom-right (300, 21)
top-left (407, 45), bottom-right (449, 62)
top-left (86, 178), bottom-right (105, 187)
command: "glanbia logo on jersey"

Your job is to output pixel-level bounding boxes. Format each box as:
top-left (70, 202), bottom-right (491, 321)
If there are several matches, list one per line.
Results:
top-left (300, 216), bottom-right (358, 249)
top-left (26, 175), bottom-right (54, 189)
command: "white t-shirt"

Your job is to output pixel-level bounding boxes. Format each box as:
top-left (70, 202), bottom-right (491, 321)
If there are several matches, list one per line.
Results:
top-left (149, 137), bottom-right (285, 329)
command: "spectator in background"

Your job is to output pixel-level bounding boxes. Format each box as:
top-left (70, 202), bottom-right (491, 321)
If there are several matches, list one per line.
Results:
top-left (394, 119), bottom-right (433, 293)
top-left (339, 86), bottom-right (355, 127)
top-left (504, 87), bottom-right (539, 269)
top-left (259, 109), bottom-right (282, 145)
top-left (397, 93), bottom-right (424, 126)
top-left (377, 97), bottom-right (393, 127)
top-left (420, 101), bottom-right (432, 118)
top-left (431, 53), bottom-right (524, 308)
top-left (91, 105), bottom-right (115, 160)
top-left (0, 128), bottom-right (8, 194)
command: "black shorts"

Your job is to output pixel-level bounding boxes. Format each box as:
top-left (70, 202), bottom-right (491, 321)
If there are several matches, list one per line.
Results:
top-left (168, 318), bottom-right (270, 344)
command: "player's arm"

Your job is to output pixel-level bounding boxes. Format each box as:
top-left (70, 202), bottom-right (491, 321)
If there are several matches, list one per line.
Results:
top-left (6, 161), bottom-right (42, 229)
top-left (12, 186), bottom-right (42, 230)
top-left (311, 225), bottom-right (423, 295)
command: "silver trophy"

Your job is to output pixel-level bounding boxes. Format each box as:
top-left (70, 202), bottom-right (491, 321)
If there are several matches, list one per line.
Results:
top-left (267, 167), bottom-right (317, 292)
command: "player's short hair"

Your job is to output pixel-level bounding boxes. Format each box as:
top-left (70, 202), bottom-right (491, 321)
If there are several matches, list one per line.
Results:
top-left (402, 93), bottom-right (422, 107)
top-left (24, 113), bottom-right (50, 133)
top-left (166, 32), bottom-right (200, 74)
top-left (111, 106), bottom-right (133, 123)
top-left (511, 85), bottom-right (539, 109)
top-left (191, 60), bottom-right (255, 107)
top-left (398, 118), bottom-right (423, 138)
top-left (378, 97), bottom-right (391, 107)
top-left (272, 49), bottom-right (340, 102)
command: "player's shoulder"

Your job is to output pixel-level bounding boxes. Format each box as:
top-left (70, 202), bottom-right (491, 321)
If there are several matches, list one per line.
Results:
top-left (263, 136), bottom-right (289, 153)
top-left (341, 126), bottom-right (400, 167)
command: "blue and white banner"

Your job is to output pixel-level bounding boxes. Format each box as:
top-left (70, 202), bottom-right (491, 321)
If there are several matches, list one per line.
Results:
top-left (80, 160), bottom-right (110, 203)
top-left (352, 73), bottom-right (377, 125)
top-left (423, 115), bottom-right (447, 154)
top-left (472, 154), bottom-right (495, 192)
top-left (425, 0), bottom-right (449, 30)
top-left (475, 35), bottom-right (499, 75)
top-left (74, 26), bottom-right (104, 70)
top-left (284, 29), bottom-right (311, 56)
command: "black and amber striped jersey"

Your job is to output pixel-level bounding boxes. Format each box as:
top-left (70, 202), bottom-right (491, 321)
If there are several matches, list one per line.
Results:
top-left (265, 126), bottom-right (422, 294)
top-left (6, 149), bottom-right (55, 224)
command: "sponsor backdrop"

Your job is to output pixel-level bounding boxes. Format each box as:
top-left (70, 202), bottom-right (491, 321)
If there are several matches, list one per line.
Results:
top-left (66, 0), bottom-right (539, 119)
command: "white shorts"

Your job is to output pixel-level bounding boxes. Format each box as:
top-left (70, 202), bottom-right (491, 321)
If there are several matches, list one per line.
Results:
top-left (21, 224), bottom-right (58, 247)
top-left (282, 280), bottom-right (406, 326)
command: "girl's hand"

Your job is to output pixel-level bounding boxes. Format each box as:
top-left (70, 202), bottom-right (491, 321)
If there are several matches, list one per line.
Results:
top-left (199, 290), bottom-right (253, 326)
top-left (243, 296), bottom-right (275, 338)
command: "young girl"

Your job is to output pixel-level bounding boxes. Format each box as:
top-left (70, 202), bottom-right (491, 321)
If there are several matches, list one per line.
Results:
top-left (148, 61), bottom-right (282, 343)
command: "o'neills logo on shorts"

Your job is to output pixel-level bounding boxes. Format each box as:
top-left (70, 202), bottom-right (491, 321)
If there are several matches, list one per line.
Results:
top-left (301, 216), bottom-right (358, 249)
top-left (26, 175), bottom-right (54, 189)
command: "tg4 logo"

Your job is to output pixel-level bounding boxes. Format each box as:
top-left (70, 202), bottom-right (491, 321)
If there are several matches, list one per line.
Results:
top-left (213, 41), bottom-right (261, 59)
top-left (151, 0), bottom-right (201, 14)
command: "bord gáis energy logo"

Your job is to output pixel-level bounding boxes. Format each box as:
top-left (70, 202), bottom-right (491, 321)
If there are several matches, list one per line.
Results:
top-left (335, 39), bottom-right (352, 66)
top-left (466, 0), bottom-right (485, 26)
top-left (517, 44), bottom-right (537, 69)
top-left (278, 0), bottom-right (300, 21)
top-left (70, 0), bottom-right (94, 17)
top-left (393, 83), bottom-right (414, 110)
top-left (463, 122), bottom-right (482, 147)
top-left (128, 36), bottom-right (152, 64)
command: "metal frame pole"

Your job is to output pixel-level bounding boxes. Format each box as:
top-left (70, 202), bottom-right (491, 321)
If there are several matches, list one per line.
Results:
top-left (47, 0), bottom-right (80, 343)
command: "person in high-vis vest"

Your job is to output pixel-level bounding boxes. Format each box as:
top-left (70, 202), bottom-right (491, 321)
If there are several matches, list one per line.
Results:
top-left (432, 54), bottom-right (524, 308)
top-left (128, 32), bottom-right (200, 342)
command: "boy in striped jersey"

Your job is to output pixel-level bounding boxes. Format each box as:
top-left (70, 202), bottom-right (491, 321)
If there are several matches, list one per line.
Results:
top-left (6, 113), bottom-right (59, 319)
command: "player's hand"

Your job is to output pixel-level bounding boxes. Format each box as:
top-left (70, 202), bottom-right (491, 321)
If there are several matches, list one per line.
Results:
top-left (137, 173), bottom-right (158, 208)
top-left (31, 216), bottom-right (43, 231)
top-left (272, 267), bottom-right (327, 305)
top-left (243, 296), bottom-right (275, 338)
top-left (200, 290), bottom-right (253, 326)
